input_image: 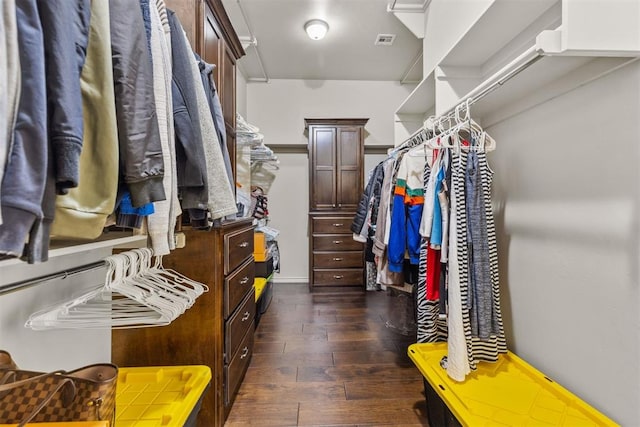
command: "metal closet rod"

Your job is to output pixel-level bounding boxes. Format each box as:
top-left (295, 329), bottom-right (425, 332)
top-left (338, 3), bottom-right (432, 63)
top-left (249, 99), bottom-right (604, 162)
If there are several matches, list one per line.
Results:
top-left (0, 260), bottom-right (106, 295)
top-left (436, 47), bottom-right (544, 125)
top-left (397, 47), bottom-right (545, 150)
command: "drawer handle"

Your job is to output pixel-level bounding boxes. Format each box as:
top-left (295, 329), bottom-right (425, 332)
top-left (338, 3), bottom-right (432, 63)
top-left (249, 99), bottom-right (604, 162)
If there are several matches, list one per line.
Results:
top-left (241, 311), bottom-right (251, 321)
top-left (333, 257), bottom-right (343, 261)
top-left (239, 276), bottom-right (250, 284)
top-left (332, 223), bottom-right (343, 227)
top-left (332, 240), bottom-right (342, 244)
top-left (240, 346), bottom-right (249, 359)
top-left (333, 275), bottom-right (344, 279)
top-left (238, 241), bottom-right (249, 248)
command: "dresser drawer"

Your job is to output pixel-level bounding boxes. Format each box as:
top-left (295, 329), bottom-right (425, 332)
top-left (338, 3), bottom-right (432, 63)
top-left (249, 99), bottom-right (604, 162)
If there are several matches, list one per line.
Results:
top-left (224, 258), bottom-right (255, 319)
top-left (312, 216), bottom-right (353, 234)
top-left (313, 235), bottom-right (363, 251)
top-left (225, 289), bottom-right (256, 363)
top-left (224, 324), bottom-right (254, 406)
top-left (225, 226), bottom-right (254, 274)
top-left (313, 252), bottom-right (363, 268)
top-left (313, 269), bottom-right (364, 287)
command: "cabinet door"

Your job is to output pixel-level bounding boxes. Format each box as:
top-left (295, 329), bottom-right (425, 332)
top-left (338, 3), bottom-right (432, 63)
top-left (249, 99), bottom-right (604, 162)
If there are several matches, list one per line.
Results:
top-left (310, 127), bottom-right (337, 210)
top-left (336, 126), bottom-right (363, 210)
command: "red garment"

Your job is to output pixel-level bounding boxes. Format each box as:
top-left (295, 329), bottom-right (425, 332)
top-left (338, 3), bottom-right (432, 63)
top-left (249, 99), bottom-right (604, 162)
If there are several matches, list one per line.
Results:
top-left (426, 245), bottom-right (441, 300)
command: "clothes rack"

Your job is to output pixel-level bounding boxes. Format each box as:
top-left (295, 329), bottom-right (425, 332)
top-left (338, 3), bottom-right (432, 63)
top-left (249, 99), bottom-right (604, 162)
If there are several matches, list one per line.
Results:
top-left (400, 46), bottom-right (545, 147)
top-left (436, 47), bottom-right (544, 126)
top-left (0, 261), bottom-right (106, 295)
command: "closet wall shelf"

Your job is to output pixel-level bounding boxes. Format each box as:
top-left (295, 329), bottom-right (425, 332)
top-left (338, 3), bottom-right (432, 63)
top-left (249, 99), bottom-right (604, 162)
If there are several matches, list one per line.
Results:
top-left (438, 48), bottom-right (635, 127)
top-left (0, 234), bottom-right (147, 269)
top-left (1, 233), bottom-right (147, 294)
top-left (432, 0), bottom-right (639, 122)
top-left (394, 70), bottom-right (435, 116)
top-left (438, 0), bottom-right (560, 71)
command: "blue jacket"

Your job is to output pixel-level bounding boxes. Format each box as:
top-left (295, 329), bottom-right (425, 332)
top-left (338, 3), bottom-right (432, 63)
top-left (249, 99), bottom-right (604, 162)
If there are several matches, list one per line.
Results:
top-left (0, 0), bottom-right (47, 260)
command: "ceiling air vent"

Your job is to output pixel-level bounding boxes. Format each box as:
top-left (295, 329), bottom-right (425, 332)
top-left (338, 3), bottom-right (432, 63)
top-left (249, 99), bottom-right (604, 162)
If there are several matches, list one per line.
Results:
top-left (375, 34), bottom-right (396, 46)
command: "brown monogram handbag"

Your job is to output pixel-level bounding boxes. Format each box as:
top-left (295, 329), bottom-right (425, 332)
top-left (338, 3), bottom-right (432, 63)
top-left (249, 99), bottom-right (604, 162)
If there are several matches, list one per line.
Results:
top-left (0, 360), bottom-right (117, 426)
top-left (0, 352), bottom-right (16, 371)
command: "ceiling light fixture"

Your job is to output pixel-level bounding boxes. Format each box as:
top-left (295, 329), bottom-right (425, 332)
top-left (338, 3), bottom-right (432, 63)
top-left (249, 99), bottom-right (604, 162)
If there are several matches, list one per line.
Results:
top-left (304, 19), bottom-right (329, 40)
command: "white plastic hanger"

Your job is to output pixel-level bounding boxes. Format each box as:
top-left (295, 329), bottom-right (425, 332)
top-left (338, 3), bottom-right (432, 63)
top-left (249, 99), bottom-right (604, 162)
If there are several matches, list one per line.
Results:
top-left (25, 249), bottom-right (206, 330)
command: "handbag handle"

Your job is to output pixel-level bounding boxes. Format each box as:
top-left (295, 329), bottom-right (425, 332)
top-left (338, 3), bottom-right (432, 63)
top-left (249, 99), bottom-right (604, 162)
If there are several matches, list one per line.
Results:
top-left (0, 350), bottom-right (16, 370)
top-left (0, 370), bottom-right (66, 393)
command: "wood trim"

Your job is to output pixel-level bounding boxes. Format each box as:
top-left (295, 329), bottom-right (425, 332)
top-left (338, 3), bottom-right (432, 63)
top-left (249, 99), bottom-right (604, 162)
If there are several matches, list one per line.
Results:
top-left (269, 144), bottom-right (308, 153)
top-left (205, 0), bottom-right (245, 59)
top-left (364, 145), bottom-right (394, 154)
top-left (304, 118), bottom-right (369, 130)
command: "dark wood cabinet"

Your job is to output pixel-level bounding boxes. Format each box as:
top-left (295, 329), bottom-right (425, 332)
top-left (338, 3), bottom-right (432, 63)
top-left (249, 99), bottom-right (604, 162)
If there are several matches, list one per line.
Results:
top-left (307, 119), bottom-right (366, 211)
top-left (306, 119), bottom-right (368, 291)
top-left (112, 2), bottom-right (249, 426)
top-left (112, 220), bottom-right (255, 426)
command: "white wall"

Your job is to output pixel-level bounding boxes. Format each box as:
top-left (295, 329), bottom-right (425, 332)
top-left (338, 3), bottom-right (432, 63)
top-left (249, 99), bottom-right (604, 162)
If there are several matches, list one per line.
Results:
top-left (0, 250), bottom-right (113, 371)
top-left (236, 71), bottom-right (248, 119)
top-left (247, 79), bottom-right (415, 146)
top-left (247, 79), bottom-right (414, 282)
top-left (488, 61), bottom-right (640, 426)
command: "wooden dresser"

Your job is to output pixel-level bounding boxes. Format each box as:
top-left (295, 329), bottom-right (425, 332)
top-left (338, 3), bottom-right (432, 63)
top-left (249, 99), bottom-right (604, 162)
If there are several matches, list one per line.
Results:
top-left (112, 219), bottom-right (255, 426)
top-left (306, 118), bottom-right (368, 292)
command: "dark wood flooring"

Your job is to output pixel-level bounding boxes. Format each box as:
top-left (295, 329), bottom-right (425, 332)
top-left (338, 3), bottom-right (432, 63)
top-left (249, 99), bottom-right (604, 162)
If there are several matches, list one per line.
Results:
top-left (225, 284), bottom-right (429, 426)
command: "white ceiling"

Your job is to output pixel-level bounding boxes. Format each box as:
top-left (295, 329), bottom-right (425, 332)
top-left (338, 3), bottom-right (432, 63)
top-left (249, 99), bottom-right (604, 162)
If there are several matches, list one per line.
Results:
top-left (222, 0), bottom-right (423, 82)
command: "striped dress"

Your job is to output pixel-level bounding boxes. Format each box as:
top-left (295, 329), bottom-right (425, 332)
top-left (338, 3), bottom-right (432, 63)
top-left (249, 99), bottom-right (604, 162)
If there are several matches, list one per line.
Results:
top-left (416, 161), bottom-right (448, 343)
top-left (453, 149), bottom-right (507, 372)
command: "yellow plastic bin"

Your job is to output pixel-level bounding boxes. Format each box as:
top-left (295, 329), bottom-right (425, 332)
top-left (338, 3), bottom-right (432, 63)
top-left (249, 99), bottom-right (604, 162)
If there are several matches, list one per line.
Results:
top-left (408, 343), bottom-right (618, 427)
top-left (115, 365), bottom-right (211, 427)
top-left (0, 424), bottom-right (108, 427)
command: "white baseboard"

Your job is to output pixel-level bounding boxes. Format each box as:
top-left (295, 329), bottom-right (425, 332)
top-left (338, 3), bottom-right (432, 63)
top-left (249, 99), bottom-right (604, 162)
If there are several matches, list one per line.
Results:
top-left (272, 277), bottom-right (309, 284)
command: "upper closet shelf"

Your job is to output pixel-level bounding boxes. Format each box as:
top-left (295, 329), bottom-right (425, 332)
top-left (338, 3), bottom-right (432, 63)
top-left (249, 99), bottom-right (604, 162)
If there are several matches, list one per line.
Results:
top-left (395, 70), bottom-right (434, 116)
top-left (429, 0), bottom-right (640, 120)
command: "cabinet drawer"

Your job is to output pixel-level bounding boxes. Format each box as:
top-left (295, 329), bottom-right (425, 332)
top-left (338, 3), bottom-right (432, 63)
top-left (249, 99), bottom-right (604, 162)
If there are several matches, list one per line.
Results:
top-left (225, 226), bottom-right (254, 274)
top-left (225, 289), bottom-right (256, 363)
top-left (224, 258), bottom-right (255, 319)
top-left (313, 216), bottom-right (353, 234)
top-left (313, 252), bottom-right (363, 268)
top-left (224, 324), bottom-right (254, 406)
top-left (313, 235), bottom-right (363, 251)
top-left (313, 269), bottom-right (364, 287)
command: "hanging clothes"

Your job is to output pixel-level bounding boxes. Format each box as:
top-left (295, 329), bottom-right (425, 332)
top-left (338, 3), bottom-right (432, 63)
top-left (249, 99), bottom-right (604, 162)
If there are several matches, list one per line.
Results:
top-left (388, 154), bottom-right (426, 273)
top-left (450, 147), bottom-right (506, 374)
top-left (0, 0), bottom-right (21, 227)
top-left (416, 159), bottom-right (448, 343)
top-left (167, 9), bottom-right (208, 219)
top-left (382, 121), bottom-right (506, 381)
top-left (145, 0), bottom-right (180, 255)
top-left (373, 154), bottom-right (405, 287)
top-left (51, 0), bottom-right (119, 241)
top-left (0, 0), bottom-right (47, 260)
top-left (110, 0), bottom-right (165, 208)
top-left (446, 149), bottom-right (471, 380)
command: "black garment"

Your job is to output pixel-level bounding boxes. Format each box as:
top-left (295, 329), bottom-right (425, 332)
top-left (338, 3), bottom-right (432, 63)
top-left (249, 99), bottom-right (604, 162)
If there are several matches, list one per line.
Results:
top-left (351, 160), bottom-right (385, 235)
top-left (110, 0), bottom-right (165, 207)
top-left (167, 9), bottom-right (208, 218)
